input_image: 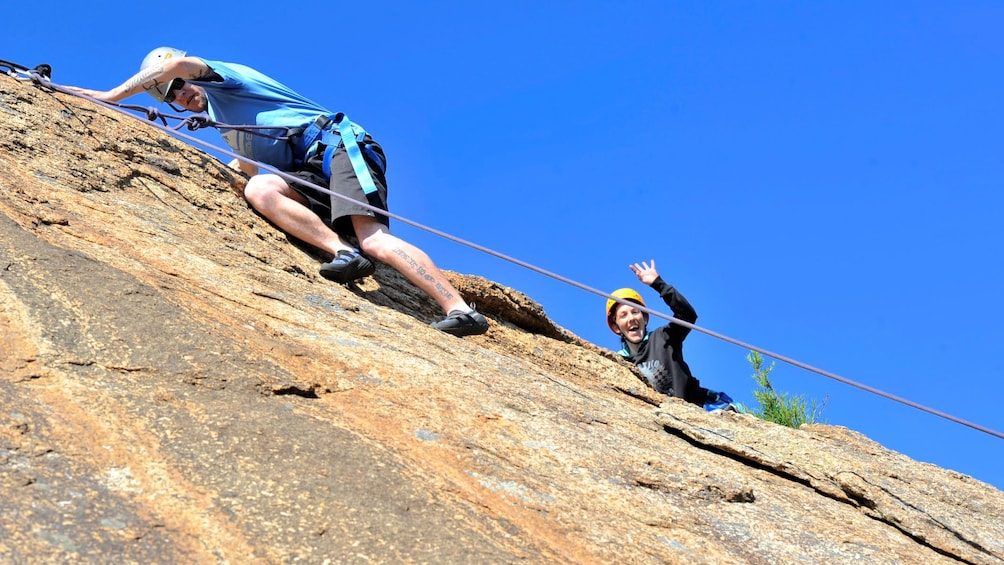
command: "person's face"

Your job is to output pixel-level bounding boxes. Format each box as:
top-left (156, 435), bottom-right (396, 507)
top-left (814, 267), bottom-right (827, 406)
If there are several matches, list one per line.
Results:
top-left (612, 304), bottom-right (647, 343)
top-left (167, 82), bottom-right (207, 112)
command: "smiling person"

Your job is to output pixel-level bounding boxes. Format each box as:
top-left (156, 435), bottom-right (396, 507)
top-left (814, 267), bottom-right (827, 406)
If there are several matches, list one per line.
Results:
top-left (606, 260), bottom-right (733, 410)
top-left (67, 47), bottom-right (488, 337)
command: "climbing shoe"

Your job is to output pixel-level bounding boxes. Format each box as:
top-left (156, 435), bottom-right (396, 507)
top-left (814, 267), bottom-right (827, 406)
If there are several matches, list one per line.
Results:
top-left (319, 249), bottom-right (375, 283)
top-left (431, 306), bottom-right (489, 337)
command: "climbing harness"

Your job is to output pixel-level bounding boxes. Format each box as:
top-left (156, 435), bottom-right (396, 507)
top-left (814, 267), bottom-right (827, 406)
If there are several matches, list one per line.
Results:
top-left (5, 58), bottom-right (1003, 443)
top-left (290, 113), bottom-right (384, 195)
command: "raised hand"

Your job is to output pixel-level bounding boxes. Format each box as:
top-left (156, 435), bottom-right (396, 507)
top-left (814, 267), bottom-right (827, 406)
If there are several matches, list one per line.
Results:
top-left (629, 260), bottom-right (659, 285)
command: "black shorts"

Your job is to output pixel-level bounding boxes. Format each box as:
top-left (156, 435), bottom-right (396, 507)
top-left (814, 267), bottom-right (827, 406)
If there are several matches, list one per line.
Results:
top-left (286, 135), bottom-right (390, 240)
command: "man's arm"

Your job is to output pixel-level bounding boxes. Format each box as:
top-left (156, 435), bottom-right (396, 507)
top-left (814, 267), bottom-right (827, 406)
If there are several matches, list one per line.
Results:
top-left (66, 56), bottom-right (212, 102)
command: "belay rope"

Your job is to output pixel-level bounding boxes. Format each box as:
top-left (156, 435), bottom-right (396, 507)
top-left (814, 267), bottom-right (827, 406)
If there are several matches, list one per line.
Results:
top-left (1, 59), bottom-right (51, 81)
top-left (4, 58), bottom-right (1003, 442)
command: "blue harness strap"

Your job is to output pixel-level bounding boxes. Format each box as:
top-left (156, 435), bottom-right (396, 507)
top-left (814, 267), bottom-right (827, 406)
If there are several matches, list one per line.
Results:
top-left (332, 115), bottom-right (378, 195)
top-left (294, 113), bottom-right (382, 195)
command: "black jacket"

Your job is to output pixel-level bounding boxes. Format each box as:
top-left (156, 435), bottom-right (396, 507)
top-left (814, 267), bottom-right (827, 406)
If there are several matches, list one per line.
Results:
top-left (617, 277), bottom-right (709, 405)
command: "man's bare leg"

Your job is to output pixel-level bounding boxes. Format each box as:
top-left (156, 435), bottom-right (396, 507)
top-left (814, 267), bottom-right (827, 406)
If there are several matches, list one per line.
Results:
top-left (352, 216), bottom-right (488, 336)
top-left (243, 174), bottom-right (355, 258)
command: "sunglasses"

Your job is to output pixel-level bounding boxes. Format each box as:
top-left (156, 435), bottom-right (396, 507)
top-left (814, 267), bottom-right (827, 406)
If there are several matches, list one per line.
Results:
top-left (163, 78), bottom-right (186, 103)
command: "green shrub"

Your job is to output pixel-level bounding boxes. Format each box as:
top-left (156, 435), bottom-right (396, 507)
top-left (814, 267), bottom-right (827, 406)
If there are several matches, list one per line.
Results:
top-left (736, 350), bottom-right (827, 428)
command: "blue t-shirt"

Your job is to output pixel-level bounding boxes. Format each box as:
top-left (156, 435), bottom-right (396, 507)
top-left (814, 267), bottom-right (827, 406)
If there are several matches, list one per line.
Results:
top-left (192, 59), bottom-right (331, 169)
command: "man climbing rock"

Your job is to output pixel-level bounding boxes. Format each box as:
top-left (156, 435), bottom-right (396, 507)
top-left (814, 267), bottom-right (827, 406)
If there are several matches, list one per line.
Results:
top-left (68, 47), bottom-right (488, 337)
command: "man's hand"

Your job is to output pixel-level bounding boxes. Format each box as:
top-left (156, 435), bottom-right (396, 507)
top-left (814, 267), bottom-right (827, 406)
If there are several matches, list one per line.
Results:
top-left (225, 159), bottom-right (256, 198)
top-left (65, 86), bottom-right (115, 102)
top-left (227, 158), bottom-right (259, 177)
top-left (630, 260), bottom-right (659, 285)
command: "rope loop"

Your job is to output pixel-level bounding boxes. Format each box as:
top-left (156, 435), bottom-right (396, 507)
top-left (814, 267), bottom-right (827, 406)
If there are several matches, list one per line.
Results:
top-left (182, 114), bottom-right (214, 132)
top-left (141, 106), bottom-right (169, 126)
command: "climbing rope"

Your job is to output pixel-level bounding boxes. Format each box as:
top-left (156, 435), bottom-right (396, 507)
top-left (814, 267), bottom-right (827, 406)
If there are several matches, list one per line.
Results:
top-left (7, 61), bottom-right (1003, 441)
top-left (1, 59), bottom-right (51, 82)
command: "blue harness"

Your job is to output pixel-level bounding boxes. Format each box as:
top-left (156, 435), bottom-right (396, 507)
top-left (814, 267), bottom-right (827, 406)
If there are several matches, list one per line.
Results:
top-left (292, 113), bottom-right (385, 195)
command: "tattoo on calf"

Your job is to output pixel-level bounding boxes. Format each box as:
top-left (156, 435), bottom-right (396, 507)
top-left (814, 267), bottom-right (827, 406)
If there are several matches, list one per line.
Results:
top-left (392, 248), bottom-right (454, 300)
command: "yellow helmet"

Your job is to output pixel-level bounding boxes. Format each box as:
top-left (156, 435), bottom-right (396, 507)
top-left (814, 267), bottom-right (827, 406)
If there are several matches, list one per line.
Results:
top-left (605, 288), bottom-right (646, 333)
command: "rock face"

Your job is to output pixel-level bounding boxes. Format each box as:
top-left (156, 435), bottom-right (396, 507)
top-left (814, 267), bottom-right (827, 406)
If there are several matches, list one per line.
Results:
top-left (1, 75), bottom-right (1002, 565)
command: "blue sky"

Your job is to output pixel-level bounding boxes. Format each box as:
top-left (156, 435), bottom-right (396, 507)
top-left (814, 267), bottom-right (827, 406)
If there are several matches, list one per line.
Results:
top-left (6, 2), bottom-right (1003, 491)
